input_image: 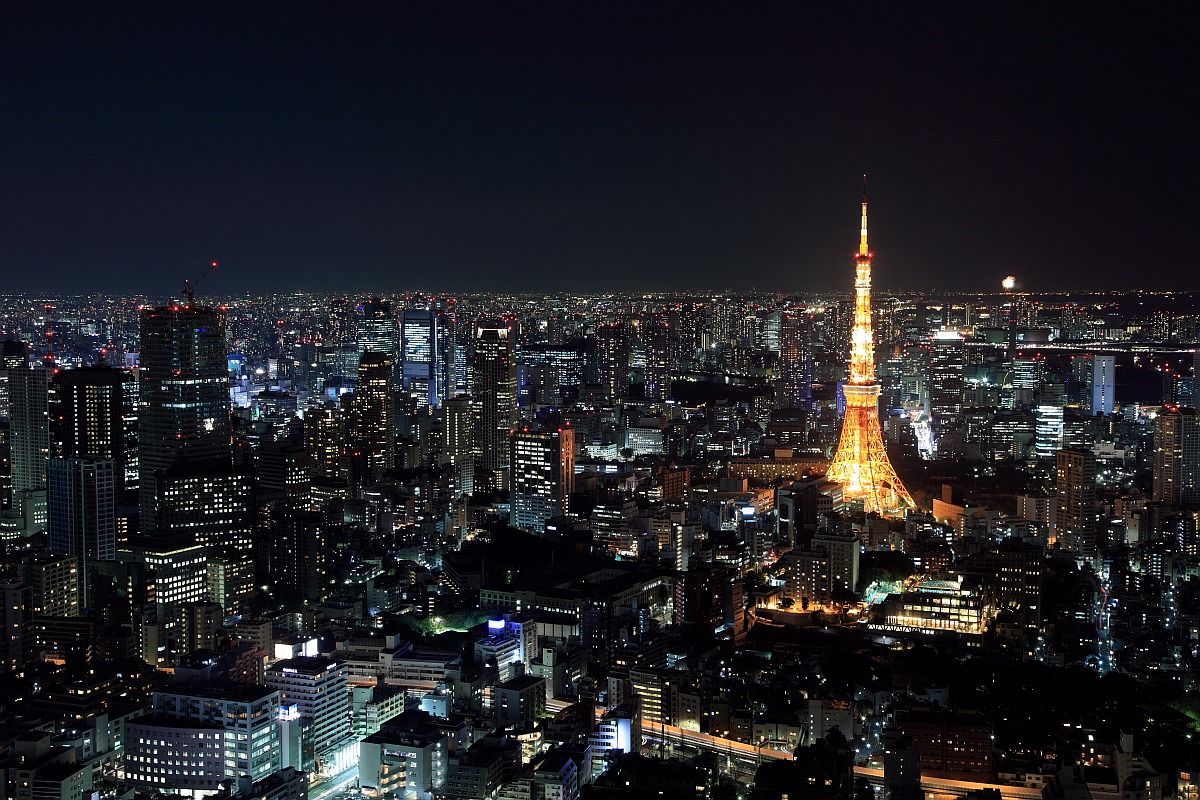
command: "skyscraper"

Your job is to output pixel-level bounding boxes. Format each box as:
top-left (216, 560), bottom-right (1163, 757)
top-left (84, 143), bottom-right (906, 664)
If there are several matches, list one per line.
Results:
top-left (357, 297), bottom-right (397, 364)
top-left (1055, 448), bottom-right (1097, 555)
top-left (441, 394), bottom-right (479, 496)
top-left (1091, 355), bottom-right (1116, 416)
top-left (928, 330), bottom-right (966, 448)
top-left (596, 322), bottom-right (630, 400)
top-left (347, 351), bottom-right (396, 484)
top-left (639, 314), bottom-right (671, 401)
top-left (401, 308), bottom-right (449, 408)
top-left (52, 366), bottom-right (138, 498)
top-left (138, 304), bottom-right (231, 526)
top-left (510, 427), bottom-right (575, 532)
top-left (304, 403), bottom-right (345, 482)
top-left (1034, 404), bottom-right (1064, 461)
top-left (474, 325), bottom-right (516, 490)
top-left (1154, 407), bottom-right (1200, 508)
top-left (826, 180), bottom-right (914, 515)
top-left (776, 310), bottom-right (813, 410)
top-left (9, 364), bottom-right (51, 532)
top-left (47, 457), bottom-right (116, 610)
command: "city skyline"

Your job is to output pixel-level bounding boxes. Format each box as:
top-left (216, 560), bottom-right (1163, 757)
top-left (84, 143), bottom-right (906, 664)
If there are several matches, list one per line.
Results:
top-left (5, 8), bottom-right (1200, 800)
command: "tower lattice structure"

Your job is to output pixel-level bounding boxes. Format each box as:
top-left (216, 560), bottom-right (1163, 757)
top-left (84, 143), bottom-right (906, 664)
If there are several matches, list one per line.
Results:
top-left (826, 180), bottom-right (915, 515)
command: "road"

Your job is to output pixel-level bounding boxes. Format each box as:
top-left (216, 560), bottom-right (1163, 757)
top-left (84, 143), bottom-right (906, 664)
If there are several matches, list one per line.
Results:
top-left (310, 764), bottom-right (359, 800)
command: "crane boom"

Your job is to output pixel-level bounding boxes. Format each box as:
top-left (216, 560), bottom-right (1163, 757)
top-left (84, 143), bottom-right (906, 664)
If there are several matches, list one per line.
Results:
top-left (184, 261), bottom-right (220, 307)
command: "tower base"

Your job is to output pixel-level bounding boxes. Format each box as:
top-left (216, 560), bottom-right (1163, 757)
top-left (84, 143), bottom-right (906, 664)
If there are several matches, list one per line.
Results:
top-left (828, 384), bottom-right (915, 516)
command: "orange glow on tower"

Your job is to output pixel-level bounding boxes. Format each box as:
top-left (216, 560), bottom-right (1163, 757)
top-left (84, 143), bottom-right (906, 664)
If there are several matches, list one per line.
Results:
top-left (826, 178), bottom-right (915, 515)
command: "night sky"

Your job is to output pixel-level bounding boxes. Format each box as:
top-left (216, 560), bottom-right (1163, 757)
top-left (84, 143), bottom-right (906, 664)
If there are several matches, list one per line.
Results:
top-left (2, 3), bottom-right (1197, 295)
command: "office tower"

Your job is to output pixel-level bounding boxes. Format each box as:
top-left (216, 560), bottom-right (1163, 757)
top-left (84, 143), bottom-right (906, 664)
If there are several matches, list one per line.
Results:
top-left (1007, 355), bottom-right (1043, 410)
top-left (596, 322), bottom-right (630, 400)
top-left (517, 342), bottom-right (589, 405)
top-left (265, 657), bottom-right (352, 765)
top-left (269, 504), bottom-right (328, 602)
top-left (1055, 448), bottom-right (1098, 555)
top-left (401, 308), bottom-right (450, 408)
top-left (441, 394), bottom-right (478, 496)
top-left (48, 457), bottom-right (116, 611)
top-left (357, 296), bottom-right (397, 361)
top-left (640, 314), bottom-right (671, 400)
top-left (928, 330), bottom-right (966, 446)
top-left (125, 686), bottom-right (283, 789)
top-left (9, 365), bottom-right (51, 529)
top-left (1034, 404), bottom-right (1064, 460)
top-left (591, 497), bottom-right (637, 556)
top-left (138, 303), bottom-right (231, 525)
top-left (347, 351), bottom-right (395, 483)
top-left (776, 310), bottom-right (813, 410)
top-left (157, 466), bottom-right (254, 551)
top-left (510, 427), bottom-right (575, 532)
top-left (52, 366), bottom-right (138, 498)
top-left (360, 712), bottom-right (451, 799)
top-left (474, 325), bottom-right (516, 490)
top-left (1154, 407), bottom-right (1200, 507)
top-left (1091, 355), bottom-right (1116, 416)
top-left (827, 181), bottom-right (915, 514)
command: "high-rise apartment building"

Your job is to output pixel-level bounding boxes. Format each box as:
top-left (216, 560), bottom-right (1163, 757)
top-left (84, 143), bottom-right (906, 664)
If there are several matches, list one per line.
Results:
top-left (639, 314), bottom-right (671, 401)
top-left (1154, 407), bottom-right (1200, 508)
top-left (596, 322), bottom-right (630, 400)
top-left (304, 403), bottom-right (345, 482)
top-left (1055, 448), bottom-right (1098, 555)
top-left (1, 579), bottom-right (33, 672)
top-left (776, 310), bottom-right (813, 410)
top-left (441, 394), bottom-right (478, 497)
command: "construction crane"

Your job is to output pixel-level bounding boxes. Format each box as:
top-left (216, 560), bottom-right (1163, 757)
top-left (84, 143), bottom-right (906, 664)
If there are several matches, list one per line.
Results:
top-left (183, 261), bottom-right (220, 307)
top-left (42, 302), bottom-right (56, 367)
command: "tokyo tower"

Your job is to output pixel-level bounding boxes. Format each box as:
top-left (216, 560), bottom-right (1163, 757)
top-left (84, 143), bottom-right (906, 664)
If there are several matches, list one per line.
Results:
top-left (826, 178), bottom-right (915, 515)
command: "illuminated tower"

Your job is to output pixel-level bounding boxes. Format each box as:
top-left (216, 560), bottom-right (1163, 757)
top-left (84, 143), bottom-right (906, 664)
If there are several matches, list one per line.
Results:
top-left (826, 180), bottom-right (915, 515)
